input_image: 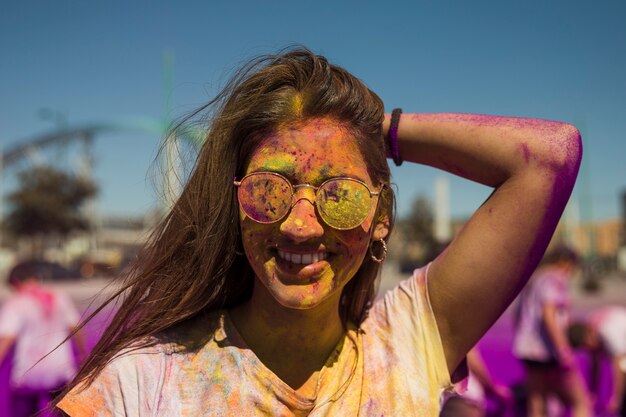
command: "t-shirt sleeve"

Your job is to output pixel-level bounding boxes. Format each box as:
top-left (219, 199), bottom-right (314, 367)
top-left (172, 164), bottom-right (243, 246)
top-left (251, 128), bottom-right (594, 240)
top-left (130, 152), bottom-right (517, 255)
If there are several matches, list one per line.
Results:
top-left (536, 274), bottom-right (562, 305)
top-left (369, 264), bottom-right (453, 408)
top-left (57, 348), bottom-right (168, 417)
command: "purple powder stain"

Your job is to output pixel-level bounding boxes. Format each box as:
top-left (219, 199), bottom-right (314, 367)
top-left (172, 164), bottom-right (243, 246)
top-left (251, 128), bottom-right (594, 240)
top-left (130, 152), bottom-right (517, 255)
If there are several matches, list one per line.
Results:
top-left (520, 143), bottom-right (531, 164)
top-left (439, 158), bottom-right (469, 178)
top-left (524, 129), bottom-right (583, 275)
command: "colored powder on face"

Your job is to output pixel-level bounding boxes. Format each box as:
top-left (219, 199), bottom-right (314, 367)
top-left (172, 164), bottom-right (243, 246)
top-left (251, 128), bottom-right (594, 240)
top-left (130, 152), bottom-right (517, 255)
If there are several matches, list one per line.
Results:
top-left (319, 164), bottom-right (331, 178)
top-left (258, 156), bottom-right (297, 176)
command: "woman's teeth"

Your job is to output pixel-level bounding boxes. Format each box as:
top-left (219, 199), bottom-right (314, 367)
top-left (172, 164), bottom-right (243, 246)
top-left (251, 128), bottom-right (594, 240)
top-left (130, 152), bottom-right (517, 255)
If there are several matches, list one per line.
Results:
top-left (277, 250), bottom-right (327, 265)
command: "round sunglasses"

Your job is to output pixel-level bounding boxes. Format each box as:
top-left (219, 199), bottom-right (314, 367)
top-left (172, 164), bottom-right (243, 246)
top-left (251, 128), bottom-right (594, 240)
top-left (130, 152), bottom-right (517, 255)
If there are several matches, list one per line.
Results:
top-left (234, 171), bottom-right (383, 230)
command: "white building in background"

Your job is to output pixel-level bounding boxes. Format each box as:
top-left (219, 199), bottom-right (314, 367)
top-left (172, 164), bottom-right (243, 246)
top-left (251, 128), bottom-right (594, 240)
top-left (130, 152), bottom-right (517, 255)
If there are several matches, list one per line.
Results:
top-left (434, 176), bottom-right (451, 243)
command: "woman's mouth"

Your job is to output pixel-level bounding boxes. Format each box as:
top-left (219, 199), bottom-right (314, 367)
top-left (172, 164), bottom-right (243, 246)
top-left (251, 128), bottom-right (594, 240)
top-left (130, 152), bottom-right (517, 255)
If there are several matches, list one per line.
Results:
top-left (276, 249), bottom-right (329, 266)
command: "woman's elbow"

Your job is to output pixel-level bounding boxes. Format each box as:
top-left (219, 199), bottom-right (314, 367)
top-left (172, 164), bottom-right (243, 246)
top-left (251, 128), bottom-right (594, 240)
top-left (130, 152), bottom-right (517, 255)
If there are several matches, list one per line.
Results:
top-left (538, 122), bottom-right (583, 199)
top-left (553, 123), bottom-right (583, 179)
top-left (533, 122), bottom-right (582, 181)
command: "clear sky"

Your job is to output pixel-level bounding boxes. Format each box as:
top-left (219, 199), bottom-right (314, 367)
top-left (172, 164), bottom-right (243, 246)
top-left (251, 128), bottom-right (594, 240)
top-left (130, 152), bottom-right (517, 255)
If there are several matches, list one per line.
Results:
top-left (1, 0), bottom-right (625, 222)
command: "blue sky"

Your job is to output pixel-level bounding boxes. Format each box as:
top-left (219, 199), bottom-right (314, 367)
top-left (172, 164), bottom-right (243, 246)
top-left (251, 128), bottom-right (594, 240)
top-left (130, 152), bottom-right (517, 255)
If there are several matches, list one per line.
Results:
top-left (1, 0), bottom-right (625, 221)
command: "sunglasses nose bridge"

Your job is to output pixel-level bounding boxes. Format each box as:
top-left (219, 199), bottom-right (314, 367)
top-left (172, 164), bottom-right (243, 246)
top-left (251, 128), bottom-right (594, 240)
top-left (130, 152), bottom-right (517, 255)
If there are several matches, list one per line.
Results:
top-left (290, 184), bottom-right (317, 208)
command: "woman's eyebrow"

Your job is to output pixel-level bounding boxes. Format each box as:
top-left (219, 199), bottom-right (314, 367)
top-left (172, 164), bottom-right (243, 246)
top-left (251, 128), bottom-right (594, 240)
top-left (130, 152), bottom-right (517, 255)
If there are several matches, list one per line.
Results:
top-left (315, 166), bottom-right (366, 183)
top-left (249, 166), bottom-right (367, 185)
top-left (252, 165), bottom-right (296, 178)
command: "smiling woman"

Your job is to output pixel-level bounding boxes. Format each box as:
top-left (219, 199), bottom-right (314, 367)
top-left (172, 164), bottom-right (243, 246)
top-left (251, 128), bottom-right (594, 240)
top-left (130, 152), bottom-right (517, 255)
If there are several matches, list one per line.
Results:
top-left (54, 47), bottom-right (582, 416)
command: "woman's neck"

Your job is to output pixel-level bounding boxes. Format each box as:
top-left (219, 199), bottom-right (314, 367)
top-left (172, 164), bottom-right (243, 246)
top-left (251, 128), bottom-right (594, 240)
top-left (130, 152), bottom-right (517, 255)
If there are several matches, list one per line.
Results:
top-left (229, 280), bottom-right (345, 391)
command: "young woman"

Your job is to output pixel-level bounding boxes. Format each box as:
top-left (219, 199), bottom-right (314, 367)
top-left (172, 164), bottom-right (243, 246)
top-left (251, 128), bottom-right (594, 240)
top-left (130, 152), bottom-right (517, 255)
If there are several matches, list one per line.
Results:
top-left (513, 247), bottom-right (592, 416)
top-left (56, 48), bottom-right (582, 416)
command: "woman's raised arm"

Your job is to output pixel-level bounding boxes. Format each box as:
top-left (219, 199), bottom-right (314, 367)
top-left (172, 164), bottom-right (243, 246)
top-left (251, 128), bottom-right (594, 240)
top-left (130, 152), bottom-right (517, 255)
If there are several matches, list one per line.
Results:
top-left (384, 113), bottom-right (582, 373)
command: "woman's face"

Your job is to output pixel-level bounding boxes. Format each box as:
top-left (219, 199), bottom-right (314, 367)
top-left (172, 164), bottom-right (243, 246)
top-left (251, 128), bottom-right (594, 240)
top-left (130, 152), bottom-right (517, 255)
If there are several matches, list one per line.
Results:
top-left (240, 117), bottom-right (386, 310)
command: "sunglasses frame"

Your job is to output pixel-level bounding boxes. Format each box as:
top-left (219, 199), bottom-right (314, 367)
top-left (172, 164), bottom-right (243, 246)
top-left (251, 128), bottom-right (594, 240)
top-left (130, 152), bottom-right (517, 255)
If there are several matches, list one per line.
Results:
top-left (234, 171), bottom-right (384, 230)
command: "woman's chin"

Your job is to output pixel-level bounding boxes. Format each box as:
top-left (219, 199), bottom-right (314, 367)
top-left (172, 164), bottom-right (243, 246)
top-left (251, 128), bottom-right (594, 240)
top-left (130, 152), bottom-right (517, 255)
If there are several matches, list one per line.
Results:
top-left (261, 269), bottom-right (343, 311)
top-left (267, 280), bottom-right (335, 310)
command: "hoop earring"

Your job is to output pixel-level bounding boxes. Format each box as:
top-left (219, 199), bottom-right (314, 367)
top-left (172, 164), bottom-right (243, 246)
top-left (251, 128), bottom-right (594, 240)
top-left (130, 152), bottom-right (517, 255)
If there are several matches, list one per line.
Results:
top-left (369, 238), bottom-right (387, 263)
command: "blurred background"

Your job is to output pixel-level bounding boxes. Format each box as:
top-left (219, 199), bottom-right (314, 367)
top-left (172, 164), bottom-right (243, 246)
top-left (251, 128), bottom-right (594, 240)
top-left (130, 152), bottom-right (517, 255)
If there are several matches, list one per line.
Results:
top-left (0, 1), bottom-right (625, 416)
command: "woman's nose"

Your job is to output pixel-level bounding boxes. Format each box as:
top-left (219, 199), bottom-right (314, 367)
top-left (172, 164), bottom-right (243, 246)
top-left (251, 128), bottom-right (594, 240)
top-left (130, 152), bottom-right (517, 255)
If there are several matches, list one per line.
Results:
top-left (279, 193), bottom-right (324, 243)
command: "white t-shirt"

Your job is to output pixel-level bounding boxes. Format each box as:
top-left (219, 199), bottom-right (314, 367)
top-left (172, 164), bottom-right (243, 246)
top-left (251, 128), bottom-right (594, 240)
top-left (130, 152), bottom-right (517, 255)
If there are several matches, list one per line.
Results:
top-left (59, 266), bottom-right (453, 417)
top-left (591, 307), bottom-right (626, 358)
top-left (513, 267), bottom-right (571, 362)
top-left (0, 287), bottom-right (81, 389)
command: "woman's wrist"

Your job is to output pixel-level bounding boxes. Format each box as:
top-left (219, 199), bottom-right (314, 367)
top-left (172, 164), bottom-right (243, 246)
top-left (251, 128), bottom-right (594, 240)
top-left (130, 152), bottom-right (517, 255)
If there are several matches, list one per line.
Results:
top-left (386, 109), bottom-right (403, 166)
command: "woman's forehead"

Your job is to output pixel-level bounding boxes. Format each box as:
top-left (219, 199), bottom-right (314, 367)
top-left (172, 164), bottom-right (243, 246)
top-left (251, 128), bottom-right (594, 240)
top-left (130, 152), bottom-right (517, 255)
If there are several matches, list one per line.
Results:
top-left (246, 118), bottom-right (371, 182)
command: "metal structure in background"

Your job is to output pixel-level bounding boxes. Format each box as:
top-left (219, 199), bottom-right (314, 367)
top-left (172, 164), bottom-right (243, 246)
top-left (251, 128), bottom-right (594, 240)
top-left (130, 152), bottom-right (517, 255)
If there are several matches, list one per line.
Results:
top-left (0, 51), bottom-right (207, 255)
top-left (0, 119), bottom-right (205, 251)
top-left (2, 125), bottom-right (112, 181)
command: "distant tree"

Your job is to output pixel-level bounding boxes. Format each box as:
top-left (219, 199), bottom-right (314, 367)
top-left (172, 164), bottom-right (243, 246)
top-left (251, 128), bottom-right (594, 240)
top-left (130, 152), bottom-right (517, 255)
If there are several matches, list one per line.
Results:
top-left (4, 166), bottom-right (97, 245)
top-left (395, 195), bottom-right (441, 270)
top-left (400, 195), bottom-right (436, 245)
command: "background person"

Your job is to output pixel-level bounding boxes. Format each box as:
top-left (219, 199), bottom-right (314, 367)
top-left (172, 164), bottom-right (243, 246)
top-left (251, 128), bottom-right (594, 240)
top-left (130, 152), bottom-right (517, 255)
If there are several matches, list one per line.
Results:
top-left (0, 262), bottom-right (85, 417)
top-left (570, 306), bottom-right (626, 416)
top-left (466, 347), bottom-right (514, 416)
top-left (513, 246), bottom-right (592, 417)
top-left (441, 346), bottom-right (514, 417)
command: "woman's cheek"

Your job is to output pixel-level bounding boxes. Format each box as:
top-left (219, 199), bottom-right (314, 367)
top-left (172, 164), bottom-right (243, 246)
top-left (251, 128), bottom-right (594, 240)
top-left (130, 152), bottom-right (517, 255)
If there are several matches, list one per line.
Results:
top-left (336, 230), bottom-right (370, 257)
top-left (240, 221), bottom-right (265, 256)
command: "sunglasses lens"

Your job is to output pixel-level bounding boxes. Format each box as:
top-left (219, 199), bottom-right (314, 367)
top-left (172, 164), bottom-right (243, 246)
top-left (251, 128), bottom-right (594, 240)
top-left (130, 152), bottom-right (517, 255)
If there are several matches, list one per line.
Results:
top-left (317, 179), bottom-right (372, 229)
top-left (238, 173), bottom-right (292, 223)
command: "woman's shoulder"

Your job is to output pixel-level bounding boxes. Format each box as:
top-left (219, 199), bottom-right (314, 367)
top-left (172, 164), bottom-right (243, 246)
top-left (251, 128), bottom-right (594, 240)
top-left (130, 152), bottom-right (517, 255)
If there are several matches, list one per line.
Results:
top-left (371, 265), bottom-right (429, 310)
top-left (362, 265), bottom-right (431, 333)
top-left (57, 342), bottom-right (169, 417)
top-left (357, 264), bottom-right (453, 403)
top-left (83, 310), bottom-right (226, 381)
top-left (58, 310), bottom-right (226, 417)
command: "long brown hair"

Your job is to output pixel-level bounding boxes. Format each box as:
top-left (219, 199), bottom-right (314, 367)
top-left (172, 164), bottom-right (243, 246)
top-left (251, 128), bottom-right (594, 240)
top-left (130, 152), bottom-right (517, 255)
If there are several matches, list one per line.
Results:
top-left (59, 46), bottom-right (396, 396)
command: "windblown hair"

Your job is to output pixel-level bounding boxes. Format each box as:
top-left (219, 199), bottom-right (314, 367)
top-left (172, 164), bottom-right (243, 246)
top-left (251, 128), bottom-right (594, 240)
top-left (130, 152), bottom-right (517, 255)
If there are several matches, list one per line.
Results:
top-left (58, 47), bottom-right (395, 397)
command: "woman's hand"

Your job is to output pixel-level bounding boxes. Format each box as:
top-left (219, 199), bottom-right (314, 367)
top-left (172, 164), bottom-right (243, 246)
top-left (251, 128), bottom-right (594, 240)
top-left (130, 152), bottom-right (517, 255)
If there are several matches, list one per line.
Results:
top-left (384, 112), bottom-right (582, 373)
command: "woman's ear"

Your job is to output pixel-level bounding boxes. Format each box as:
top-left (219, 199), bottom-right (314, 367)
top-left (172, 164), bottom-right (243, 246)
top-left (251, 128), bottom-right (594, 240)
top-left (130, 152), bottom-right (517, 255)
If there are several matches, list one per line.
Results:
top-left (372, 216), bottom-right (390, 241)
